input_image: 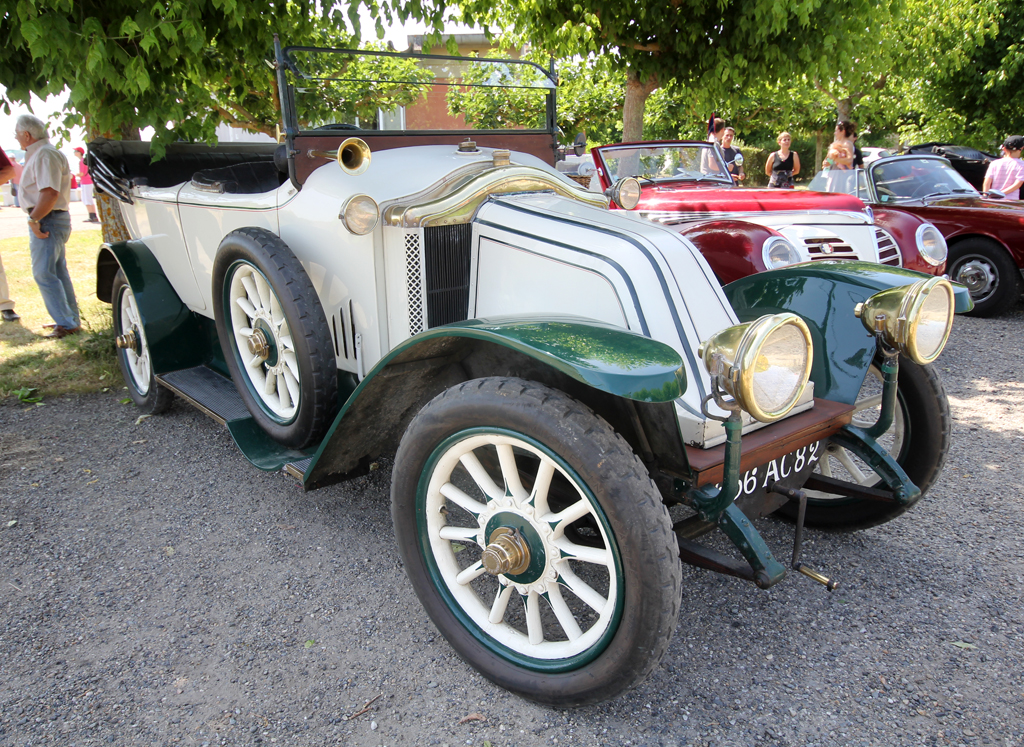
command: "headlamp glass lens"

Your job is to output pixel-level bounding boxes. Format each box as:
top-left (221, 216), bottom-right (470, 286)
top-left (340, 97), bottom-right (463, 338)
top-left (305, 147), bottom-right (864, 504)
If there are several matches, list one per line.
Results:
top-left (915, 285), bottom-right (952, 362)
top-left (343, 194), bottom-right (379, 235)
top-left (751, 323), bottom-right (809, 415)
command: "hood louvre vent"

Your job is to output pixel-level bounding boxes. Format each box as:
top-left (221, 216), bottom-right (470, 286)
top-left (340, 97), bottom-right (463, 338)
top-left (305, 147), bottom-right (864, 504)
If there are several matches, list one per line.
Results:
top-left (424, 224), bottom-right (473, 328)
top-left (874, 228), bottom-right (902, 266)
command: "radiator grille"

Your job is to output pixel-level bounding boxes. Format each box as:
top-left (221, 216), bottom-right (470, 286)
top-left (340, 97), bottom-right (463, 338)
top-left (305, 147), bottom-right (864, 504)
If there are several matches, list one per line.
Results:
top-left (424, 224), bottom-right (473, 327)
top-left (405, 232), bottom-right (425, 335)
top-left (804, 237), bottom-right (858, 261)
top-left (875, 228), bottom-right (902, 266)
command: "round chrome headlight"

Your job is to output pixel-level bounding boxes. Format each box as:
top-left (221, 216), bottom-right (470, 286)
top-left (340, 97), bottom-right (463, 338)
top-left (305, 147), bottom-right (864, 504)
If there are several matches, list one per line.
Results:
top-left (915, 223), bottom-right (947, 266)
top-left (855, 276), bottom-right (955, 364)
top-left (762, 236), bottom-right (801, 269)
top-left (698, 313), bottom-right (813, 422)
top-left (608, 177), bottom-right (642, 210)
top-left (341, 194), bottom-right (380, 235)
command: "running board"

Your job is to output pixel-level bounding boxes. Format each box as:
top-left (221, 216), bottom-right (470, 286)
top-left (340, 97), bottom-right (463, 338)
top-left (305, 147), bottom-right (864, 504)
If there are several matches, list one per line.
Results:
top-left (156, 366), bottom-right (314, 476)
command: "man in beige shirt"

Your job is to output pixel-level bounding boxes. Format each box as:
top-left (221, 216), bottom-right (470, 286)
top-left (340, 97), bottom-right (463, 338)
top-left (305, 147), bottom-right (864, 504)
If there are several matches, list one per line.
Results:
top-left (15, 114), bottom-right (79, 338)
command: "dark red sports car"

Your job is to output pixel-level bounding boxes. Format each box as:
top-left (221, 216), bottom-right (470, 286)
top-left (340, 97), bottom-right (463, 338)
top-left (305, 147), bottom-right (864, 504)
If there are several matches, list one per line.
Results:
top-left (591, 141), bottom-right (949, 284)
top-left (809, 154), bottom-right (1024, 316)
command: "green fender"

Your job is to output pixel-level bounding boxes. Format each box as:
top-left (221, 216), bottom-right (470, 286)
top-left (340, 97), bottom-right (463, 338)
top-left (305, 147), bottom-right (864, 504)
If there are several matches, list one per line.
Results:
top-left (99, 240), bottom-right (210, 374)
top-left (303, 316), bottom-right (686, 487)
top-left (724, 261), bottom-right (969, 403)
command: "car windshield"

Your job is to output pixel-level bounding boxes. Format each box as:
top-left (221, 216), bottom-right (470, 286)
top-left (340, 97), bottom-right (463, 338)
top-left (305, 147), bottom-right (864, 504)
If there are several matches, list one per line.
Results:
top-left (281, 47), bottom-right (556, 133)
top-left (807, 169), bottom-right (872, 200)
top-left (868, 158), bottom-right (978, 202)
top-left (596, 143), bottom-right (733, 185)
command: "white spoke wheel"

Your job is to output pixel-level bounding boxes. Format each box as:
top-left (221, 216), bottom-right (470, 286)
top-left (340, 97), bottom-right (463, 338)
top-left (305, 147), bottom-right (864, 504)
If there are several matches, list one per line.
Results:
top-left (112, 270), bottom-right (173, 414)
top-left (392, 378), bottom-right (681, 706)
top-left (948, 238), bottom-right (1021, 317)
top-left (779, 356), bottom-right (950, 530)
top-left (213, 229), bottom-right (338, 449)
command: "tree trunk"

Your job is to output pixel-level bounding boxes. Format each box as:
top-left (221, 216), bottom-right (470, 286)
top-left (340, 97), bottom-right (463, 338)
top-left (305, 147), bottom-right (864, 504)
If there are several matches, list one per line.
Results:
top-left (815, 130), bottom-right (824, 174)
top-left (622, 70), bottom-right (659, 142)
top-left (836, 98), bottom-right (853, 124)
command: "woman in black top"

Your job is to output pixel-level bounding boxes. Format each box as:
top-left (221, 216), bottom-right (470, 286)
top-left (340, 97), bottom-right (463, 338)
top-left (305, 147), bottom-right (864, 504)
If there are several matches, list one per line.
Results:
top-left (766, 131), bottom-right (801, 188)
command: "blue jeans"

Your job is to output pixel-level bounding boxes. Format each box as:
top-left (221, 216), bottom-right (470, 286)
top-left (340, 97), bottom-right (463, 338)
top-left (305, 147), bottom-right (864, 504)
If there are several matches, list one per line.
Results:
top-left (29, 210), bottom-right (79, 329)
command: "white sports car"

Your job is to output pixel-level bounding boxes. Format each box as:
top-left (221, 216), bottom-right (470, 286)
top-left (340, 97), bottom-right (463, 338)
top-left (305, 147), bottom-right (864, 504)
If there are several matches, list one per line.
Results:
top-left (89, 44), bottom-right (966, 706)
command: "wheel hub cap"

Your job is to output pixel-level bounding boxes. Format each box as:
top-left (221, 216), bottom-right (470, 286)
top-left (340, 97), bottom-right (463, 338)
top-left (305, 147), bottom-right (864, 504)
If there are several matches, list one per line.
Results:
top-left (481, 527), bottom-right (531, 576)
top-left (247, 328), bottom-right (271, 361)
top-left (955, 260), bottom-right (994, 297)
top-left (115, 327), bottom-right (140, 355)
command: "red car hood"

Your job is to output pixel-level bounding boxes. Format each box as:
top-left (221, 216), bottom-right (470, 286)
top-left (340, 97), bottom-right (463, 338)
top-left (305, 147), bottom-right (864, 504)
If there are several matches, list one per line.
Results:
top-left (636, 185), bottom-right (867, 214)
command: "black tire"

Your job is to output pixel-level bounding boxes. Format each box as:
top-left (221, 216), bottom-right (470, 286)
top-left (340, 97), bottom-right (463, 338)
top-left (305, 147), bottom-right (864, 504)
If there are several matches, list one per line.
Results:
top-left (391, 377), bottom-right (681, 706)
top-left (212, 228), bottom-right (338, 449)
top-left (779, 357), bottom-right (950, 530)
top-left (948, 238), bottom-right (1022, 317)
top-left (111, 270), bottom-right (174, 415)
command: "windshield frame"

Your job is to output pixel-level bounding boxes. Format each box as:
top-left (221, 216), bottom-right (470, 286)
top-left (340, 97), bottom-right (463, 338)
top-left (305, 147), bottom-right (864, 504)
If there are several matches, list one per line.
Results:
top-left (593, 141), bottom-right (735, 187)
top-left (865, 155), bottom-right (979, 204)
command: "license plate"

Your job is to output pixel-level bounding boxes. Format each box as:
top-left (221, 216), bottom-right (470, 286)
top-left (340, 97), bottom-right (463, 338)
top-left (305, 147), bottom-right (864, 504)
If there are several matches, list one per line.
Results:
top-left (718, 440), bottom-right (824, 501)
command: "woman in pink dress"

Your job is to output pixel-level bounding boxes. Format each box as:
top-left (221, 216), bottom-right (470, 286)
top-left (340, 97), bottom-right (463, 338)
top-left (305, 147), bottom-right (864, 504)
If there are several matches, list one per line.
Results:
top-left (74, 147), bottom-right (98, 223)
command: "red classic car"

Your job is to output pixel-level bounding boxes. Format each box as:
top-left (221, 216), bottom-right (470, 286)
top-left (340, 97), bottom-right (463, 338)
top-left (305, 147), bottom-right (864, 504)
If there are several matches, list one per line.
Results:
top-left (809, 154), bottom-right (1024, 316)
top-left (590, 141), bottom-right (949, 284)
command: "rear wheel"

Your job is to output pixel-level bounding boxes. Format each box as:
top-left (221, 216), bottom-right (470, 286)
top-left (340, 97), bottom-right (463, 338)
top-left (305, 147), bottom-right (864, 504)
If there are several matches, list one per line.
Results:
top-left (779, 357), bottom-right (949, 530)
top-left (391, 378), bottom-right (681, 705)
top-left (948, 238), bottom-right (1021, 317)
top-left (112, 271), bottom-right (173, 414)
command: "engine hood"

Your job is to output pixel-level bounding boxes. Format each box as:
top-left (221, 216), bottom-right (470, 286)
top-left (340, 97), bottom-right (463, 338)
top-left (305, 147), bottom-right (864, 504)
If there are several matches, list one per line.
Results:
top-left (636, 185), bottom-right (868, 215)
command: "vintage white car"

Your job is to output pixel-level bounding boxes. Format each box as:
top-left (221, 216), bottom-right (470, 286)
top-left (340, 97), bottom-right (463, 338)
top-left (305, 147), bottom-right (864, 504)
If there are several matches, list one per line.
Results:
top-left (90, 44), bottom-right (969, 706)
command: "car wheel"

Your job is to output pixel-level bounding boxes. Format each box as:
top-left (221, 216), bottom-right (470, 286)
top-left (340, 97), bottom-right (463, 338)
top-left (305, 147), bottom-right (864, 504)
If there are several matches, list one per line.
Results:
top-left (112, 270), bottom-right (174, 414)
top-left (213, 228), bottom-right (338, 449)
top-left (779, 357), bottom-right (949, 530)
top-left (391, 377), bottom-right (681, 706)
top-left (948, 238), bottom-right (1022, 317)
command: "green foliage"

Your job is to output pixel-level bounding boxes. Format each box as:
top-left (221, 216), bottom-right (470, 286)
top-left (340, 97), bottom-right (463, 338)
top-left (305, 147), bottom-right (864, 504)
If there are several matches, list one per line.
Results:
top-left (0, 0), bottom-right (447, 155)
top-left (443, 50), bottom-right (624, 144)
top-left (289, 46), bottom-right (437, 127)
top-left (458, 0), bottom-right (894, 139)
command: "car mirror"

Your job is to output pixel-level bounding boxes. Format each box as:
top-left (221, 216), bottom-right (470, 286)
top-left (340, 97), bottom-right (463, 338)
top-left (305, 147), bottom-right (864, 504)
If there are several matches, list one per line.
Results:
top-left (986, 189), bottom-right (1005, 199)
top-left (573, 133), bottom-right (587, 158)
top-left (732, 153), bottom-right (744, 166)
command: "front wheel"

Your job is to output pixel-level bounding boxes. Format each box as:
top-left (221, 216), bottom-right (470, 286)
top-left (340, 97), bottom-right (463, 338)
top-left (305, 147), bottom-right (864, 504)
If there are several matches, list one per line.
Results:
top-left (112, 270), bottom-right (173, 414)
top-left (780, 357), bottom-right (950, 530)
top-left (391, 378), bottom-right (681, 705)
top-left (948, 238), bottom-right (1021, 317)
top-left (212, 228), bottom-right (338, 449)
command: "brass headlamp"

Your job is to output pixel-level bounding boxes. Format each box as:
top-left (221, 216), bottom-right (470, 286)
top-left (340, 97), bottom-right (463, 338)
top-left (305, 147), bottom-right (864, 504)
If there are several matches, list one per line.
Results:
top-left (698, 313), bottom-right (813, 423)
top-left (854, 277), bottom-right (954, 364)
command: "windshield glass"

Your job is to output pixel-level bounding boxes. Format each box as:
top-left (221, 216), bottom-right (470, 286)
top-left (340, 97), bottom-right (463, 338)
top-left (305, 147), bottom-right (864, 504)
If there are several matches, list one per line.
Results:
top-left (281, 47), bottom-right (555, 133)
top-left (597, 143), bottom-right (733, 184)
top-left (868, 157), bottom-right (978, 202)
top-left (807, 169), bottom-right (871, 200)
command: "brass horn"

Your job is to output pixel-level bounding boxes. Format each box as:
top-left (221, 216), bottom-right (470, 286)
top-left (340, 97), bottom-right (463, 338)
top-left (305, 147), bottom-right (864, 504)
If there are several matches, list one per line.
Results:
top-left (306, 137), bottom-right (371, 176)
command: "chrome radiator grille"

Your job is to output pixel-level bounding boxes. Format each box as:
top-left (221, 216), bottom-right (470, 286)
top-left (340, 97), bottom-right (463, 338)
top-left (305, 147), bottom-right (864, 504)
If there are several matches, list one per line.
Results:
top-left (875, 228), bottom-right (902, 266)
top-left (804, 237), bottom-right (858, 261)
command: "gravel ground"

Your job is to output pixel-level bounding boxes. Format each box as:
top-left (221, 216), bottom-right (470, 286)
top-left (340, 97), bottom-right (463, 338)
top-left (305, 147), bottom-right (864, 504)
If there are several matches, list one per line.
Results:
top-left (1, 304), bottom-right (1022, 747)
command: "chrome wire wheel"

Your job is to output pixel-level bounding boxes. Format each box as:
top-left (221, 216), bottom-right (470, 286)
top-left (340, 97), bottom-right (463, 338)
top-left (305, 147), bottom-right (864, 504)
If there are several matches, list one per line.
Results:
top-left (226, 261), bottom-right (300, 423)
top-left (422, 430), bottom-right (621, 664)
top-left (117, 284), bottom-right (152, 396)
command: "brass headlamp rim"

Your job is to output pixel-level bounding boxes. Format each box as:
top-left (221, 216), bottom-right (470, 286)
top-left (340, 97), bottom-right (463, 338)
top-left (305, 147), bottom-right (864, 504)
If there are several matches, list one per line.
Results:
top-left (699, 312), bottom-right (813, 423)
top-left (856, 277), bottom-right (954, 364)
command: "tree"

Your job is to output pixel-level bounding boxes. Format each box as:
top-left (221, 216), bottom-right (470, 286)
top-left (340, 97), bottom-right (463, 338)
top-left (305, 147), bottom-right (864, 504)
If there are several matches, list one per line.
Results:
top-left (457, 0), bottom-right (897, 141)
top-left (0, 0), bottom-right (446, 151)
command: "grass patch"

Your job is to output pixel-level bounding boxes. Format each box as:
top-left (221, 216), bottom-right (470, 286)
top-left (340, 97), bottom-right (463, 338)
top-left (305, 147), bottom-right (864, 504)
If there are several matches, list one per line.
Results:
top-left (0, 231), bottom-right (121, 400)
